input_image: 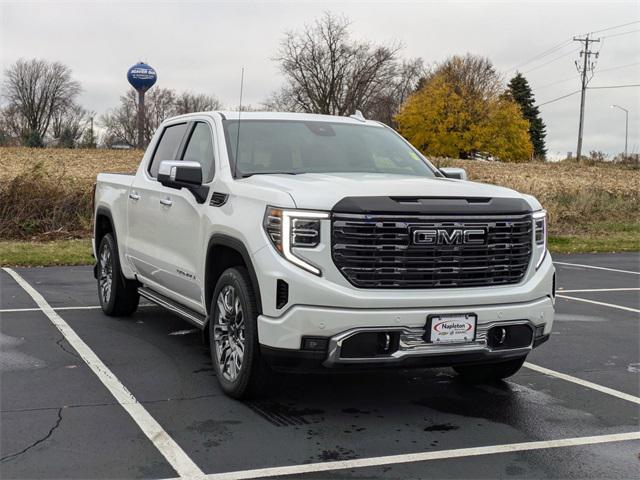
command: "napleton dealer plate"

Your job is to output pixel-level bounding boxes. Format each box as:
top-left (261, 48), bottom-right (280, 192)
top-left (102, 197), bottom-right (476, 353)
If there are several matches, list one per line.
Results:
top-left (428, 314), bottom-right (477, 344)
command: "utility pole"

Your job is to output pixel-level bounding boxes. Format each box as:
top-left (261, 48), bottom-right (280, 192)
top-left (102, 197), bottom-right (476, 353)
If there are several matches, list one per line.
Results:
top-left (573, 34), bottom-right (600, 161)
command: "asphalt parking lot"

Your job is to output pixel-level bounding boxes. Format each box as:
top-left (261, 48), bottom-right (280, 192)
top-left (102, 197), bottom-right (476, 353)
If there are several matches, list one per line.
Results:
top-left (1, 252), bottom-right (638, 479)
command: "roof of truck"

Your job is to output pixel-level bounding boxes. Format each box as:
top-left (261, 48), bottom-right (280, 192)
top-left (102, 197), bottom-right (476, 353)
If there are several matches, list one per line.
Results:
top-left (168, 110), bottom-right (384, 127)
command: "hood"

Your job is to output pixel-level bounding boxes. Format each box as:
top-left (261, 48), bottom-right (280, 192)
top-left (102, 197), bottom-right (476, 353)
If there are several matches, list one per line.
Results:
top-left (241, 172), bottom-right (535, 211)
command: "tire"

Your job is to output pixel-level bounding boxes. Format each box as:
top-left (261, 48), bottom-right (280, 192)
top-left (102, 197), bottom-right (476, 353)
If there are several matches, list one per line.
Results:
top-left (209, 267), bottom-right (279, 399)
top-left (97, 233), bottom-right (139, 316)
top-left (453, 356), bottom-right (526, 383)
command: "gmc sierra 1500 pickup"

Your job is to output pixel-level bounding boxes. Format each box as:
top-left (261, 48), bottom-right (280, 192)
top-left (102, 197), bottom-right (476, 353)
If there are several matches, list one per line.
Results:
top-left (93, 111), bottom-right (555, 399)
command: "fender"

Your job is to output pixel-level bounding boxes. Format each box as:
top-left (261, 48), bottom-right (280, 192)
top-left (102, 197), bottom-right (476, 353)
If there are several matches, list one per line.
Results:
top-left (93, 206), bottom-right (123, 281)
top-left (205, 233), bottom-right (263, 318)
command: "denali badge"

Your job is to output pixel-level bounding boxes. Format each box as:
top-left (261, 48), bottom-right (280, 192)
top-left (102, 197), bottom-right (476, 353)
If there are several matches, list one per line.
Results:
top-left (412, 228), bottom-right (486, 245)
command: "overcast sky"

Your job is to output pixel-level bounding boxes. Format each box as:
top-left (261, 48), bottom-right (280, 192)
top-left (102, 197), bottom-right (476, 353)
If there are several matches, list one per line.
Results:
top-left (1, 0), bottom-right (638, 157)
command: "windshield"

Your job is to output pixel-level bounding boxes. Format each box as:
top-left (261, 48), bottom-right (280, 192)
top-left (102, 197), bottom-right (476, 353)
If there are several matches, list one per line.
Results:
top-left (223, 120), bottom-right (437, 178)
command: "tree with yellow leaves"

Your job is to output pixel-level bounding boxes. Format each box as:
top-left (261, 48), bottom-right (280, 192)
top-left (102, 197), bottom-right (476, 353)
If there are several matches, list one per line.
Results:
top-left (396, 55), bottom-right (533, 162)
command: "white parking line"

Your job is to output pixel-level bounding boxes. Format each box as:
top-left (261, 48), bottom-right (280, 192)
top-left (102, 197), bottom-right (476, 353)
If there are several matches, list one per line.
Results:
top-left (2, 268), bottom-right (205, 480)
top-left (558, 288), bottom-right (640, 293)
top-left (556, 294), bottom-right (640, 314)
top-left (172, 431), bottom-right (640, 480)
top-left (0, 306), bottom-right (102, 313)
top-left (524, 362), bottom-right (640, 405)
top-left (0, 305), bottom-right (156, 314)
top-left (554, 261), bottom-right (640, 275)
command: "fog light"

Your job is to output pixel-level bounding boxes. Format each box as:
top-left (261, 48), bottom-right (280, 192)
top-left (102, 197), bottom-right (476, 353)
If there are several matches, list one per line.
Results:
top-left (302, 337), bottom-right (328, 351)
top-left (535, 325), bottom-right (545, 337)
top-left (492, 327), bottom-right (507, 345)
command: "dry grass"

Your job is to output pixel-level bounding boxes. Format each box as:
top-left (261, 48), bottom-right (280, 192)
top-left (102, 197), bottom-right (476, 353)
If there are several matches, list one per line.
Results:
top-left (0, 147), bottom-right (142, 182)
top-left (434, 158), bottom-right (640, 236)
top-left (0, 147), bottom-right (638, 243)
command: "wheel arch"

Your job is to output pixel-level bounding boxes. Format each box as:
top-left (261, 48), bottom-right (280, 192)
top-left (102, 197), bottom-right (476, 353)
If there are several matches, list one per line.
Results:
top-left (204, 234), bottom-right (263, 332)
top-left (94, 207), bottom-right (117, 250)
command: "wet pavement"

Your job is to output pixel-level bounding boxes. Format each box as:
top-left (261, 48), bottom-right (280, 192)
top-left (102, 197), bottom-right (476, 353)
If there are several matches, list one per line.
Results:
top-left (1, 253), bottom-right (638, 479)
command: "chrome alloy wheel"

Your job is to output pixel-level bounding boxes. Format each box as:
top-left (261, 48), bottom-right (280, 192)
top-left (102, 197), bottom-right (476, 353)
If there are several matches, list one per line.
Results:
top-left (98, 242), bottom-right (113, 304)
top-left (214, 285), bottom-right (246, 382)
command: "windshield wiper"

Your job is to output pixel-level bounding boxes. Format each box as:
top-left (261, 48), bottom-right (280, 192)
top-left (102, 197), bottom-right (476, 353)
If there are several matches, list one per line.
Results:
top-left (240, 172), bottom-right (301, 178)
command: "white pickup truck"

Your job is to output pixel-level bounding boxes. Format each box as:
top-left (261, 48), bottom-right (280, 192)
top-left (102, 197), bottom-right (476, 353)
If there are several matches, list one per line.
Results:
top-left (93, 111), bottom-right (555, 399)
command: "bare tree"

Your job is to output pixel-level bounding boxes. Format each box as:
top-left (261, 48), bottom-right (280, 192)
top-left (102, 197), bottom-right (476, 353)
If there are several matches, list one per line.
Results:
top-left (269, 12), bottom-right (423, 122)
top-left (101, 87), bottom-right (221, 147)
top-left (367, 58), bottom-right (425, 126)
top-left (101, 90), bottom-right (138, 147)
top-left (51, 103), bottom-right (92, 148)
top-left (2, 59), bottom-right (81, 145)
top-left (174, 92), bottom-right (222, 115)
top-left (101, 87), bottom-right (175, 147)
top-left (424, 54), bottom-right (503, 101)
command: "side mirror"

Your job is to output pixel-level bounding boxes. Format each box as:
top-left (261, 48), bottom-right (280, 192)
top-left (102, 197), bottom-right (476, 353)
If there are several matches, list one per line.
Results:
top-left (439, 167), bottom-right (468, 181)
top-left (157, 160), bottom-right (209, 203)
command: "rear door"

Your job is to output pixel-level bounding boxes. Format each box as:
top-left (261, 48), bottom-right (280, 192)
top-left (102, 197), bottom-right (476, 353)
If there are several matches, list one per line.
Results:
top-left (149, 120), bottom-right (218, 311)
top-left (126, 121), bottom-right (189, 285)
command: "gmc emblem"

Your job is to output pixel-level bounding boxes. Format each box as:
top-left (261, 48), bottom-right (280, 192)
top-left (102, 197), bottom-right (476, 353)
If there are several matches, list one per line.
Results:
top-left (412, 228), bottom-right (486, 246)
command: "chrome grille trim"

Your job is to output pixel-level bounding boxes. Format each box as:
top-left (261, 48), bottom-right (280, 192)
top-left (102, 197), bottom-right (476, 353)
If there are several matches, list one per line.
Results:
top-left (331, 213), bottom-right (533, 289)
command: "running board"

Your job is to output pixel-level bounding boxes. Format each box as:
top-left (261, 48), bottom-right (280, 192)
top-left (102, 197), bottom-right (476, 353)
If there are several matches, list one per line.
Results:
top-left (138, 287), bottom-right (206, 329)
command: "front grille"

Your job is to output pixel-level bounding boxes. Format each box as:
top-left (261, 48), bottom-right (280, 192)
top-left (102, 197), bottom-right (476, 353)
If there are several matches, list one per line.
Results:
top-left (332, 213), bottom-right (533, 289)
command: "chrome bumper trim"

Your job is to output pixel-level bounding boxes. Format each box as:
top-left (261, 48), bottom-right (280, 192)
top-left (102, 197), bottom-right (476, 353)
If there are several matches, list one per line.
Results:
top-left (323, 320), bottom-right (535, 367)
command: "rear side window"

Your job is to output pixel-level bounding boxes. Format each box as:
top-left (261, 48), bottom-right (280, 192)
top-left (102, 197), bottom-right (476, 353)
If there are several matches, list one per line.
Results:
top-left (148, 123), bottom-right (188, 177)
top-left (182, 122), bottom-right (215, 182)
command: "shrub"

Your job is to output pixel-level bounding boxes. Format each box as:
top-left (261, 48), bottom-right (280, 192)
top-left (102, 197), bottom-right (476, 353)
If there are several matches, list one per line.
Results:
top-left (0, 161), bottom-right (92, 239)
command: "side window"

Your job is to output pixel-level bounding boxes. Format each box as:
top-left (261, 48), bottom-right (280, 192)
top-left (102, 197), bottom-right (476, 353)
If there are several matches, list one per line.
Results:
top-left (182, 122), bottom-right (215, 182)
top-left (148, 123), bottom-right (188, 177)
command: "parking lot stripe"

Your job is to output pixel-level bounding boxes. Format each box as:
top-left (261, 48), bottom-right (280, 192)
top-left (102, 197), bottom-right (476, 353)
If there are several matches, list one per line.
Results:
top-left (0, 305), bottom-right (156, 314)
top-left (554, 261), bottom-right (640, 275)
top-left (558, 288), bottom-right (640, 293)
top-left (524, 362), bottom-right (640, 405)
top-left (556, 294), bottom-right (640, 314)
top-left (182, 431), bottom-right (640, 480)
top-left (2, 268), bottom-right (206, 480)
top-left (0, 306), bottom-right (101, 313)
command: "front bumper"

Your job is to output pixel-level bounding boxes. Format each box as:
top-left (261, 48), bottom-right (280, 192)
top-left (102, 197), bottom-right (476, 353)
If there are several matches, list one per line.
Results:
top-left (258, 295), bottom-right (554, 370)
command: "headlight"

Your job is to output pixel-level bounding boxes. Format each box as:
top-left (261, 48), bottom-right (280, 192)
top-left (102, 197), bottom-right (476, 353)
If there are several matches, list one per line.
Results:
top-left (533, 210), bottom-right (547, 269)
top-left (263, 207), bottom-right (329, 275)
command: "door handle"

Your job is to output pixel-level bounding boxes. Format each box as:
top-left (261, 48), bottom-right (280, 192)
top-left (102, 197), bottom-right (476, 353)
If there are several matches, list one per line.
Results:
top-left (160, 198), bottom-right (173, 207)
top-left (129, 192), bottom-right (140, 201)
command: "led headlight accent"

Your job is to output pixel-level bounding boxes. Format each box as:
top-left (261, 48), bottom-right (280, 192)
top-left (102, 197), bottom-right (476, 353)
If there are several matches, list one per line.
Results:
top-left (264, 207), bottom-right (329, 275)
top-left (533, 210), bottom-right (547, 269)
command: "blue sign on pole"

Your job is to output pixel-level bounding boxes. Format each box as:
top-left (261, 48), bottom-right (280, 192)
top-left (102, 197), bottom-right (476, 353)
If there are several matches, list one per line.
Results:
top-left (127, 62), bottom-right (157, 92)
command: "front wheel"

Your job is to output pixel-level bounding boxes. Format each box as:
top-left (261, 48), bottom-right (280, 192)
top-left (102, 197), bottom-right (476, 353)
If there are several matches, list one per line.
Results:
top-left (453, 356), bottom-right (527, 383)
top-left (209, 267), bottom-right (279, 399)
top-left (97, 233), bottom-right (139, 316)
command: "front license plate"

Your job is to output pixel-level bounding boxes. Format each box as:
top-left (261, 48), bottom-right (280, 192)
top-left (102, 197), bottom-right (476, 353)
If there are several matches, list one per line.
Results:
top-left (428, 314), bottom-right (477, 344)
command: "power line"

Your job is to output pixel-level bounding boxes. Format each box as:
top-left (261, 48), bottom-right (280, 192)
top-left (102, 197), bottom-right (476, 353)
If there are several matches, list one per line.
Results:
top-left (505, 20), bottom-right (639, 75)
top-left (588, 84), bottom-right (640, 89)
top-left (597, 61), bottom-right (640, 73)
top-left (537, 90), bottom-right (581, 107)
top-left (534, 61), bottom-right (638, 94)
top-left (601, 29), bottom-right (640, 39)
top-left (589, 20), bottom-right (640, 35)
top-left (522, 48), bottom-right (580, 74)
top-left (507, 39), bottom-right (573, 72)
top-left (535, 76), bottom-right (577, 90)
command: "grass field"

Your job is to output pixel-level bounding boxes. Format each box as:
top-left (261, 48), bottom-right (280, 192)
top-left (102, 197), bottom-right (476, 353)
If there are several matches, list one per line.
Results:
top-left (0, 147), bottom-right (638, 266)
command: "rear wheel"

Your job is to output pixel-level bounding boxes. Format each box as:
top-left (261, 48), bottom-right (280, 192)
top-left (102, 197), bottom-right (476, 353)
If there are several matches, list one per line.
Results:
top-left (453, 356), bottom-right (526, 383)
top-left (209, 267), bottom-right (279, 399)
top-left (97, 233), bottom-right (139, 316)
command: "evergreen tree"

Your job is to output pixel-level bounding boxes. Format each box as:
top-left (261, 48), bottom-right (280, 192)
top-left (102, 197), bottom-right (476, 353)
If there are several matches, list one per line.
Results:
top-left (507, 73), bottom-right (547, 159)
